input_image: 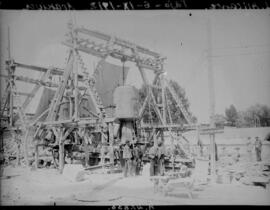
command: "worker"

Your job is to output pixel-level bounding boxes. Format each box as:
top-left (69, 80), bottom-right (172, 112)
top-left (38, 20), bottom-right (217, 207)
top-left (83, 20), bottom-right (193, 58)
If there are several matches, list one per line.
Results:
top-left (129, 143), bottom-right (135, 176)
top-left (118, 144), bottom-right (125, 169)
top-left (255, 136), bottom-right (262, 162)
top-left (157, 139), bottom-right (166, 176)
top-left (148, 142), bottom-right (158, 176)
top-left (215, 141), bottom-right (218, 161)
top-left (246, 137), bottom-right (253, 162)
top-left (123, 140), bottom-right (132, 177)
top-left (83, 137), bottom-right (89, 167)
top-left (197, 137), bottom-right (203, 157)
top-left (233, 147), bottom-right (241, 163)
top-left (133, 143), bottom-right (143, 176)
top-left (100, 142), bottom-right (106, 170)
top-left (108, 144), bottom-right (115, 170)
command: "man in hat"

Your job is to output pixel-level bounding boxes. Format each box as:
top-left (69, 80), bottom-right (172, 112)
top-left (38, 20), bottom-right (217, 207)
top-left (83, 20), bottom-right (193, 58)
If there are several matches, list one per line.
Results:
top-left (133, 143), bottom-right (143, 176)
top-left (118, 144), bottom-right (125, 169)
top-left (100, 142), bottom-right (106, 171)
top-left (83, 133), bottom-right (93, 167)
top-left (255, 136), bottom-right (262, 162)
top-left (148, 141), bottom-right (158, 176)
top-left (123, 140), bottom-right (132, 177)
top-left (157, 139), bottom-right (166, 176)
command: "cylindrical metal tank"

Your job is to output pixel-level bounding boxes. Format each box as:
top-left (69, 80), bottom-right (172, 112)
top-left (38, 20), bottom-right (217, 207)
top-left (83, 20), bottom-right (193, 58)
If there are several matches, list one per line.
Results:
top-left (113, 85), bottom-right (139, 119)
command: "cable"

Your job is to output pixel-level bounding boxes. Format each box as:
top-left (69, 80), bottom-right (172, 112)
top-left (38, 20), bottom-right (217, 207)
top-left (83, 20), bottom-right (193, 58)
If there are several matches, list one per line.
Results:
top-left (212, 43), bottom-right (270, 51)
top-left (209, 50), bottom-right (270, 58)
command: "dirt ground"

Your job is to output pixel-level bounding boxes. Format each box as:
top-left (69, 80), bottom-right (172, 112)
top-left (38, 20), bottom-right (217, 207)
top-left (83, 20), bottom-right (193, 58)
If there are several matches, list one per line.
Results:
top-left (1, 164), bottom-right (270, 206)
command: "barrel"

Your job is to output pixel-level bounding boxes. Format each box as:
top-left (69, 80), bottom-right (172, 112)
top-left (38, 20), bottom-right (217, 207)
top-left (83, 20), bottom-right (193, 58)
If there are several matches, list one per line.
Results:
top-left (113, 85), bottom-right (139, 119)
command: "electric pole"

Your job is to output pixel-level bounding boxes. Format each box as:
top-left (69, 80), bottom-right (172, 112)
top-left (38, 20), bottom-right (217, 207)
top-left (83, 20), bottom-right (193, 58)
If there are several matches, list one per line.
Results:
top-left (207, 17), bottom-right (217, 183)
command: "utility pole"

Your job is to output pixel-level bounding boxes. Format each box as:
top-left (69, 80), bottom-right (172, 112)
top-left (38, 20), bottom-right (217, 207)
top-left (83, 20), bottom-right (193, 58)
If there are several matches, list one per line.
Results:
top-left (207, 17), bottom-right (217, 183)
top-left (7, 26), bottom-right (14, 126)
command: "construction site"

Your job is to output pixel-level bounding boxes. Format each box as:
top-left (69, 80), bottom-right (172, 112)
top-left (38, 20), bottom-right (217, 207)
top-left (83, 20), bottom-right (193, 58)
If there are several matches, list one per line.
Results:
top-left (0, 11), bottom-right (270, 205)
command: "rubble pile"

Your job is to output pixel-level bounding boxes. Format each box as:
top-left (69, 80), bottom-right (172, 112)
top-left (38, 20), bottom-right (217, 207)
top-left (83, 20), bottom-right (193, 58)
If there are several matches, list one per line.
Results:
top-left (3, 136), bottom-right (19, 164)
top-left (217, 155), bottom-right (270, 188)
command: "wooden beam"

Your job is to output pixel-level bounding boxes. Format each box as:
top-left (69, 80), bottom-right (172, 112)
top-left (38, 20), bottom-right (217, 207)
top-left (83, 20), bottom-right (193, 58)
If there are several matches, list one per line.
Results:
top-left (13, 91), bottom-right (34, 97)
top-left (22, 68), bottom-right (52, 110)
top-left (62, 41), bottom-right (105, 58)
top-left (22, 128), bottom-right (30, 167)
top-left (140, 124), bottom-right (184, 129)
top-left (47, 51), bottom-right (74, 121)
top-left (0, 74), bottom-right (58, 87)
top-left (14, 62), bottom-right (85, 81)
top-left (58, 129), bottom-right (65, 174)
top-left (63, 41), bottom-right (162, 72)
top-left (75, 27), bottom-right (163, 58)
top-left (149, 92), bottom-right (165, 125)
top-left (34, 141), bottom-right (39, 169)
top-left (139, 94), bottom-right (150, 119)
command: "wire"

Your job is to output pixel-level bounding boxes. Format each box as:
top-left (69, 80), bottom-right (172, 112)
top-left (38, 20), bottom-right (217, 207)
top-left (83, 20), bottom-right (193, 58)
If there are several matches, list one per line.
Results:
top-left (181, 50), bottom-right (207, 88)
top-left (209, 50), bottom-right (270, 58)
top-left (212, 43), bottom-right (270, 51)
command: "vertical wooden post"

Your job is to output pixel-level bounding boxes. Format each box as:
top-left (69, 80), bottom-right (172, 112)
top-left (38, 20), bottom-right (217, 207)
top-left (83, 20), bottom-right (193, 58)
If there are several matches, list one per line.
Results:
top-left (34, 141), bottom-right (39, 169)
top-left (72, 21), bottom-right (79, 121)
top-left (22, 129), bottom-right (30, 167)
top-left (58, 128), bottom-right (65, 174)
top-left (0, 129), bottom-right (3, 159)
top-left (69, 97), bottom-right (73, 119)
top-left (9, 92), bottom-right (13, 127)
top-left (7, 27), bottom-right (13, 126)
top-left (109, 123), bottom-right (114, 170)
top-left (161, 74), bottom-right (166, 125)
top-left (153, 130), bottom-right (157, 147)
top-left (100, 130), bottom-right (105, 171)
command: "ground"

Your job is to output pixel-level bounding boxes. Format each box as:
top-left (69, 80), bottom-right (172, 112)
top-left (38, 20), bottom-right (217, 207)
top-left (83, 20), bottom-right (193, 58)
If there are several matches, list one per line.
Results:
top-left (1, 127), bottom-right (270, 205)
top-left (1, 164), bottom-right (270, 206)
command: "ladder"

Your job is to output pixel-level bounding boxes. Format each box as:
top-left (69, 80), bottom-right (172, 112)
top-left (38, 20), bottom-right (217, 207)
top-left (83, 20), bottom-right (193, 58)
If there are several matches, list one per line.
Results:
top-left (165, 79), bottom-right (193, 125)
top-left (47, 52), bottom-right (74, 121)
top-left (87, 79), bottom-right (106, 117)
top-left (76, 51), bottom-right (106, 118)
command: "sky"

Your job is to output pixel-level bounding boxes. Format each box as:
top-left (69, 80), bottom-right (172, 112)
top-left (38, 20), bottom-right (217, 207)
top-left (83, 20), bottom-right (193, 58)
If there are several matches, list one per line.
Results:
top-left (0, 10), bottom-right (270, 123)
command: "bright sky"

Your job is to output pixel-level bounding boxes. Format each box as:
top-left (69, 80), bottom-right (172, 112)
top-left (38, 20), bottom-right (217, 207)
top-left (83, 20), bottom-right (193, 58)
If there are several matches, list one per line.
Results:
top-left (1, 10), bottom-right (270, 123)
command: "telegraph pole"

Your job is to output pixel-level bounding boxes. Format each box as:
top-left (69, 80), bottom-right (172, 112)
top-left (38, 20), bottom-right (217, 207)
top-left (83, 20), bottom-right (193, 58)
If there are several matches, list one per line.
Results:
top-left (7, 26), bottom-right (14, 126)
top-left (207, 17), bottom-right (217, 183)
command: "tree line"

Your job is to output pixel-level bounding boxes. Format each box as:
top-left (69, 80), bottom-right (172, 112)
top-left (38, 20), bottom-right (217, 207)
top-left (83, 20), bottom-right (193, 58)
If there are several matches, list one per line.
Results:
top-left (137, 79), bottom-right (270, 129)
top-left (215, 104), bottom-right (270, 128)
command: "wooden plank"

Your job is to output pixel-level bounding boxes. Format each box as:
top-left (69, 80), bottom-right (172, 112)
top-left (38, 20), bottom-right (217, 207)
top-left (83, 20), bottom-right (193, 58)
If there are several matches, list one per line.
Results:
top-left (140, 124), bottom-right (183, 129)
top-left (14, 92), bottom-right (34, 97)
top-left (84, 162), bottom-right (113, 171)
top-left (14, 62), bottom-right (85, 81)
top-left (199, 129), bottom-right (224, 135)
top-left (0, 74), bottom-right (58, 87)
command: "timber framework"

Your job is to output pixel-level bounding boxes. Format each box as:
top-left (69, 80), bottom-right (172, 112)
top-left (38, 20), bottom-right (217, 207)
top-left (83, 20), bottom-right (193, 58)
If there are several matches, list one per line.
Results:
top-left (0, 21), bottom-right (206, 173)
